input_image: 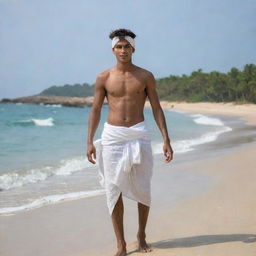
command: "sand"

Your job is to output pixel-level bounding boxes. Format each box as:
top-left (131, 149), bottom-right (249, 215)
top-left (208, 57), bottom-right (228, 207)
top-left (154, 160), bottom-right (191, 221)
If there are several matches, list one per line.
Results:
top-left (1, 102), bottom-right (256, 256)
top-left (128, 142), bottom-right (256, 256)
top-left (145, 101), bottom-right (256, 126)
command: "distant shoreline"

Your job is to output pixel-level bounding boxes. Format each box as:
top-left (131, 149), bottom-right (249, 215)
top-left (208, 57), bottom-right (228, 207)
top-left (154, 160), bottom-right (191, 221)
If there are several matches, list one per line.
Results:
top-left (1, 95), bottom-right (256, 125)
top-left (0, 95), bottom-right (107, 108)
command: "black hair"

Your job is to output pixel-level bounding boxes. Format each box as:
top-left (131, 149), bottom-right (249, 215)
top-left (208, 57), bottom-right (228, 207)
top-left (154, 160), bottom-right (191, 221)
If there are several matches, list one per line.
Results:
top-left (109, 28), bottom-right (136, 40)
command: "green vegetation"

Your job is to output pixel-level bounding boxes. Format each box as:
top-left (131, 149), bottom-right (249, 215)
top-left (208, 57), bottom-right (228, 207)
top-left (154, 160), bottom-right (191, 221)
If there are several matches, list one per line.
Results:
top-left (39, 64), bottom-right (256, 103)
top-left (39, 83), bottom-right (94, 97)
top-left (156, 64), bottom-right (256, 103)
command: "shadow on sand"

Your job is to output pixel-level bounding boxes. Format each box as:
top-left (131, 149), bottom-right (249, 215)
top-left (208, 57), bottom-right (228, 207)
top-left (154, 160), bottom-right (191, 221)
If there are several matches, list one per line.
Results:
top-left (127, 234), bottom-right (256, 255)
top-left (151, 234), bottom-right (256, 248)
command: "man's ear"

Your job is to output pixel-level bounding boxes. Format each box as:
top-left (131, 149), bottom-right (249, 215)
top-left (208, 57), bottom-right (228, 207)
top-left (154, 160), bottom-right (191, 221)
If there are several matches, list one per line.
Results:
top-left (132, 47), bottom-right (135, 53)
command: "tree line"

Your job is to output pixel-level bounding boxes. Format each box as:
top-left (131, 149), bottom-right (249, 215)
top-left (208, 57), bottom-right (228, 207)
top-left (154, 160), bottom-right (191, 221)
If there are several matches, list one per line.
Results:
top-left (156, 64), bottom-right (256, 103)
top-left (39, 83), bottom-right (94, 97)
top-left (39, 64), bottom-right (256, 103)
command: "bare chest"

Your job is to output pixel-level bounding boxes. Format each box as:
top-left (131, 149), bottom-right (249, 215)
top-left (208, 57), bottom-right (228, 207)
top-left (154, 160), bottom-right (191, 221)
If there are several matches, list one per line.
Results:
top-left (105, 73), bottom-right (146, 97)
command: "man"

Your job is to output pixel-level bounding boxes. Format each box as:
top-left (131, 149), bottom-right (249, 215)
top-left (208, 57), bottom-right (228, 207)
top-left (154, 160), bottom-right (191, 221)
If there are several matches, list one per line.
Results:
top-left (87, 28), bottom-right (173, 256)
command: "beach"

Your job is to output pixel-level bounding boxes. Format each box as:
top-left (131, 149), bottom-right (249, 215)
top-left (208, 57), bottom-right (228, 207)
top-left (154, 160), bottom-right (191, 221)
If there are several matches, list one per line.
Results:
top-left (1, 102), bottom-right (256, 256)
top-left (153, 101), bottom-right (256, 126)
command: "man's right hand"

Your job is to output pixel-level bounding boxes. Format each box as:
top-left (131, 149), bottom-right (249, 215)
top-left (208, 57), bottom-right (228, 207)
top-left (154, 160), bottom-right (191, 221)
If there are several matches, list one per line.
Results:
top-left (86, 143), bottom-right (96, 164)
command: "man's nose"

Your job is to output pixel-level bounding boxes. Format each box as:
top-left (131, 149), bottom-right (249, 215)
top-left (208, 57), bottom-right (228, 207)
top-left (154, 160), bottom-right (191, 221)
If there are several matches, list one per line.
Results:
top-left (121, 46), bottom-right (127, 52)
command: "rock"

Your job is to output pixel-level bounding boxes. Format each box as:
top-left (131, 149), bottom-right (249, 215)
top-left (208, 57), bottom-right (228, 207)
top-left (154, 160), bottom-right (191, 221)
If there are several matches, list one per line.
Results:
top-left (1, 98), bottom-right (11, 102)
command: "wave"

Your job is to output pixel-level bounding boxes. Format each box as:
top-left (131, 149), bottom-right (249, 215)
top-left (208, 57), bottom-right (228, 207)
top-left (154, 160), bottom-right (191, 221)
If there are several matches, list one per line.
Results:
top-left (0, 156), bottom-right (92, 190)
top-left (152, 114), bottom-right (232, 154)
top-left (13, 117), bottom-right (55, 126)
top-left (191, 114), bottom-right (224, 126)
top-left (0, 189), bottom-right (106, 215)
top-left (44, 104), bottom-right (62, 107)
top-left (152, 126), bottom-right (232, 154)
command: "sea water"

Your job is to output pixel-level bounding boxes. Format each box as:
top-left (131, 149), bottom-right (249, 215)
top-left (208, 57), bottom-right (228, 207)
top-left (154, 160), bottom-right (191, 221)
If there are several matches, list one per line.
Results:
top-left (0, 103), bottom-right (232, 215)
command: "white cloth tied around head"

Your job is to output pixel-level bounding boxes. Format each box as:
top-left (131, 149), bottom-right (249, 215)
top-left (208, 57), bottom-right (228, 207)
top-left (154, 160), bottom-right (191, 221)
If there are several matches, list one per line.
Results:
top-left (112, 36), bottom-right (135, 49)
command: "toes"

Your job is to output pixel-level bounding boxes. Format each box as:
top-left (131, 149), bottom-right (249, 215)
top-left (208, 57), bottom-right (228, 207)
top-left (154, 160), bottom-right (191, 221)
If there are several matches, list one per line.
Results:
top-left (146, 247), bottom-right (152, 252)
top-left (139, 246), bottom-right (152, 253)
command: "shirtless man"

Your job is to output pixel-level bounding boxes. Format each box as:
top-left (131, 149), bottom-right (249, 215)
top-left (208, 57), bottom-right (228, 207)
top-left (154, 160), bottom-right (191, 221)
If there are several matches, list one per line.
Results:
top-left (87, 28), bottom-right (173, 256)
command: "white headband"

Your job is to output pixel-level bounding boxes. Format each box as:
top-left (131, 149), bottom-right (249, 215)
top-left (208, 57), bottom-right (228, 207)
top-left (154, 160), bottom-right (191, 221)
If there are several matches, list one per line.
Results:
top-left (111, 36), bottom-right (135, 49)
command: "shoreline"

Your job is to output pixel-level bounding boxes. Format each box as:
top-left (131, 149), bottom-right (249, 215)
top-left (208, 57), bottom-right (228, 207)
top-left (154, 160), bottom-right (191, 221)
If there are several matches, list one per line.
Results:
top-left (1, 139), bottom-right (255, 256)
top-left (0, 109), bottom-right (249, 216)
top-left (155, 101), bottom-right (256, 126)
top-left (2, 99), bottom-right (256, 125)
top-left (0, 103), bottom-right (256, 255)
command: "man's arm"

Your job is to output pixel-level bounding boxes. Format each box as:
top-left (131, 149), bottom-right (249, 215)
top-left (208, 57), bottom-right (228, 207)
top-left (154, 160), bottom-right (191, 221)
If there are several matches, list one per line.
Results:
top-left (86, 73), bottom-right (107, 164)
top-left (145, 71), bottom-right (173, 163)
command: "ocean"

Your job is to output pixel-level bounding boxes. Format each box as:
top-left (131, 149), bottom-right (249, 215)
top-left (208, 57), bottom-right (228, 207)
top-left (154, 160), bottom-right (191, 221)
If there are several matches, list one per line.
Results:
top-left (0, 103), bottom-right (232, 215)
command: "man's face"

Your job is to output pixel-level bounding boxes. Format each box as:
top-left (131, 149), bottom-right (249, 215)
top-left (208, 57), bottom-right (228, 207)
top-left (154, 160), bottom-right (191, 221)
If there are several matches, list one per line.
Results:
top-left (112, 39), bottom-right (135, 62)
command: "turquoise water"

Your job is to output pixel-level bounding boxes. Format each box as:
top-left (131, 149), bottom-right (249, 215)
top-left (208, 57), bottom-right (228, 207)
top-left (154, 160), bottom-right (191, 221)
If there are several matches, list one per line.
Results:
top-left (0, 103), bottom-right (232, 214)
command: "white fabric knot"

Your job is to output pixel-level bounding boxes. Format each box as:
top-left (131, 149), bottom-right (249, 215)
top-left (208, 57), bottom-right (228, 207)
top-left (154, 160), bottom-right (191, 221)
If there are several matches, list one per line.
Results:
top-left (119, 139), bottom-right (141, 174)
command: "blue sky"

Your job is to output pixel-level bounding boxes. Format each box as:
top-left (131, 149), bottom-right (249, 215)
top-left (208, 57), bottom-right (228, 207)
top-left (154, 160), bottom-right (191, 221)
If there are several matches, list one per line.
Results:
top-left (0, 0), bottom-right (255, 98)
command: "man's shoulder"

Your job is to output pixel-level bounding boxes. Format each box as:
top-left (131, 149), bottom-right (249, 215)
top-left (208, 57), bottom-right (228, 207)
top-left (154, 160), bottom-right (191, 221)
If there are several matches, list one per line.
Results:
top-left (134, 65), bottom-right (154, 78)
top-left (96, 69), bottom-right (111, 82)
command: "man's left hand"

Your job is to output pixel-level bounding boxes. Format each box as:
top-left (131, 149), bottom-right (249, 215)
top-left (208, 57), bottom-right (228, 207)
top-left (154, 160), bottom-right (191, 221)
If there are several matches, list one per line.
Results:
top-left (163, 142), bottom-right (174, 163)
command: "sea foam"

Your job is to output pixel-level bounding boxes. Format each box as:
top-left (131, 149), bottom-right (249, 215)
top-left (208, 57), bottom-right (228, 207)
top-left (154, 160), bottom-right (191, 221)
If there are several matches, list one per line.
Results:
top-left (191, 114), bottom-right (224, 126)
top-left (16, 117), bottom-right (55, 126)
top-left (0, 156), bottom-right (92, 190)
top-left (152, 114), bottom-right (232, 154)
top-left (45, 104), bottom-right (62, 107)
top-left (32, 117), bottom-right (54, 126)
top-left (0, 189), bottom-right (106, 215)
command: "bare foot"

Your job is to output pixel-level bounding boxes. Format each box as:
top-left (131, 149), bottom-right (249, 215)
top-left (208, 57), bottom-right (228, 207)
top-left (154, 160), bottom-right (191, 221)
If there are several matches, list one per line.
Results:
top-left (114, 249), bottom-right (127, 256)
top-left (137, 233), bottom-right (152, 253)
top-left (114, 241), bottom-right (127, 256)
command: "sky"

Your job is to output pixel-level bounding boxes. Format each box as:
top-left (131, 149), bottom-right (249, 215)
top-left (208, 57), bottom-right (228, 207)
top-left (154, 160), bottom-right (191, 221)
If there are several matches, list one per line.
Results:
top-left (0, 0), bottom-right (256, 98)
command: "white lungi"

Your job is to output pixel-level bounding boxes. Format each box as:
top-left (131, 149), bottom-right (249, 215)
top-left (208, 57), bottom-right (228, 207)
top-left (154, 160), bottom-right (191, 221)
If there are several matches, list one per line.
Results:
top-left (94, 121), bottom-right (154, 215)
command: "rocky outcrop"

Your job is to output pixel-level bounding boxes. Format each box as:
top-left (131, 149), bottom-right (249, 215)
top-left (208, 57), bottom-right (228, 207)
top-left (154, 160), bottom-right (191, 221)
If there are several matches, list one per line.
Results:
top-left (0, 95), bottom-right (107, 107)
